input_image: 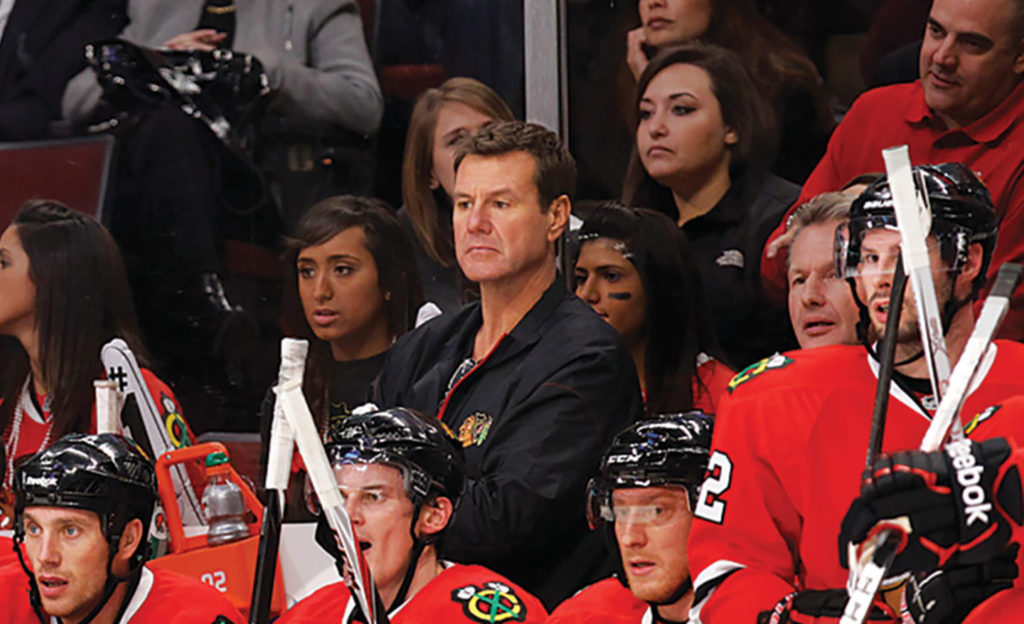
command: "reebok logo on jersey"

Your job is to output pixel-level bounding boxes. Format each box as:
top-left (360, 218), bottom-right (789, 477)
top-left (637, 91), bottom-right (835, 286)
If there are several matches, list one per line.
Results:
top-left (946, 440), bottom-right (992, 527)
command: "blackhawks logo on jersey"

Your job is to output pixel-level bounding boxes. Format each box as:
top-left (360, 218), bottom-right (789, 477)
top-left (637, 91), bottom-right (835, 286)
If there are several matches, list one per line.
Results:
top-left (727, 353), bottom-right (794, 394)
top-left (452, 581), bottom-right (527, 622)
top-left (964, 404), bottom-right (1002, 436)
top-left (457, 413), bottom-right (494, 447)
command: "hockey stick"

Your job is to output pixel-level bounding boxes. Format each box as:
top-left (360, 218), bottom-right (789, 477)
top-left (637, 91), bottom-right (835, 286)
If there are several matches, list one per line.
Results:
top-left (250, 338), bottom-right (308, 624)
top-left (276, 370), bottom-right (388, 624)
top-left (884, 146), bottom-right (954, 411)
top-left (842, 260), bottom-right (908, 624)
top-left (842, 147), bottom-right (955, 624)
top-left (843, 263), bottom-right (1024, 624)
top-left (865, 258), bottom-right (908, 468)
top-left (101, 338), bottom-right (204, 526)
top-left (921, 262), bottom-right (1023, 451)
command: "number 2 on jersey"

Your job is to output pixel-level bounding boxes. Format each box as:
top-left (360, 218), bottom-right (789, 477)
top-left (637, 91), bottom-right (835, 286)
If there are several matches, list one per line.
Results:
top-left (694, 451), bottom-right (732, 524)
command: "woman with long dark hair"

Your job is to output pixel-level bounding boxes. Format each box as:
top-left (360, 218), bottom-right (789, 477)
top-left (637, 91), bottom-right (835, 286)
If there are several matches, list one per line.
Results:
top-left (280, 195), bottom-right (423, 435)
top-left (0, 200), bottom-right (184, 525)
top-left (400, 77), bottom-right (515, 311)
top-left (627, 0), bottom-right (833, 182)
top-left (623, 43), bottom-right (798, 368)
top-left (575, 202), bottom-right (732, 415)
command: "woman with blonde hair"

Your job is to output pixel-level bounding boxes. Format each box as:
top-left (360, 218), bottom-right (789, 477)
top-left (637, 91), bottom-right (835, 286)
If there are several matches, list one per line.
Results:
top-left (400, 77), bottom-right (514, 311)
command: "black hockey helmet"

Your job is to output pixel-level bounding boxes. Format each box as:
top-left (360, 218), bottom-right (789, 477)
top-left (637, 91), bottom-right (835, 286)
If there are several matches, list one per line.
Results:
top-left (836, 162), bottom-right (998, 297)
top-left (587, 411), bottom-right (713, 529)
top-left (13, 434), bottom-right (157, 624)
top-left (14, 433), bottom-right (157, 554)
top-left (319, 408), bottom-right (466, 613)
top-left (326, 407), bottom-right (466, 509)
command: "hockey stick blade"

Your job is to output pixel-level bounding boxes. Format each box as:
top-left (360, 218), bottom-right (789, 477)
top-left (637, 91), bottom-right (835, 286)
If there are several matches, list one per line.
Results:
top-left (100, 338), bottom-right (204, 525)
top-left (276, 379), bottom-right (388, 624)
top-left (921, 262), bottom-right (1024, 451)
top-left (250, 338), bottom-right (309, 624)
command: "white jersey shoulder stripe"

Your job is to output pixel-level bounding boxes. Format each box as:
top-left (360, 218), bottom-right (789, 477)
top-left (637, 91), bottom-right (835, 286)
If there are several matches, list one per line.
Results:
top-left (690, 559), bottom-right (745, 623)
top-left (865, 343), bottom-right (997, 419)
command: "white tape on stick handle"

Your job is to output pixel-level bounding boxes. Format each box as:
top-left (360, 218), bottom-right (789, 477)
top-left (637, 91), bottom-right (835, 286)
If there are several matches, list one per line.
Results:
top-left (94, 380), bottom-right (121, 435)
top-left (265, 338), bottom-right (308, 494)
top-left (276, 379), bottom-right (382, 623)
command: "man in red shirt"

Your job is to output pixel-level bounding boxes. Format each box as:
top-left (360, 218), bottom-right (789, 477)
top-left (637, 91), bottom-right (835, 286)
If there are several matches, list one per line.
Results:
top-left (762, 0), bottom-right (1024, 340)
top-left (277, 408), bottom-right (547, 623)
top-left (547, 411), bottom-right (712, 624)
top-left (689, 164), bottom-right (1024, 622)
top-left (1, 433), bottom-right (242, 623)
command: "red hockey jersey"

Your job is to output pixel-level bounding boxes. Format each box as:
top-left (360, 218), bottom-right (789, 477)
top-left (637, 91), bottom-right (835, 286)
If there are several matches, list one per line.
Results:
top-left (688, 342), bottom-right (1024, 623)
top-left (546, 577), bottom-right (650, 623)
top-left (278, 563), bottom-right (547, 623)
top-left (0, 564), bottom-right (243, 623)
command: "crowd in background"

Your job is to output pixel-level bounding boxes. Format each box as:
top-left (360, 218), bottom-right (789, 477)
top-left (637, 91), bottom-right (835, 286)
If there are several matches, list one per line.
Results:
top-left (3, 0), bottom-right (1024, 621)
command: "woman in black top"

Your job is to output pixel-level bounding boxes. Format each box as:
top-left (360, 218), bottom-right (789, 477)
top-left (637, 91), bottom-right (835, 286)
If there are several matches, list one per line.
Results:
top-left (622, 43), bottom-right (798, 368)
top-left (281, 195), bottom-right (423, 433)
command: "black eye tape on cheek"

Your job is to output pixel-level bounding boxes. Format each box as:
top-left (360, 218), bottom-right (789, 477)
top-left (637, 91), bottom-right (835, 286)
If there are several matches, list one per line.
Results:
top-left (607, 292), bottom-right (632, 300)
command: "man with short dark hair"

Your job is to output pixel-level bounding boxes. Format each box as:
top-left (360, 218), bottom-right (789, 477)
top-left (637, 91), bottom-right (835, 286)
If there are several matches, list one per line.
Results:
top-left (374, 121), bottom-right (643, 607)
top-left (0, 433), bottom-right (243, 623)
top-left (762, 0), bottom-right (1024, 340)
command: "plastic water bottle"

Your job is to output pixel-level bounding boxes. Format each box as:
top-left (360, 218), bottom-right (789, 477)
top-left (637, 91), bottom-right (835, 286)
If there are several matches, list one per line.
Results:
top-left (202, 452), bottom-right (249, 546)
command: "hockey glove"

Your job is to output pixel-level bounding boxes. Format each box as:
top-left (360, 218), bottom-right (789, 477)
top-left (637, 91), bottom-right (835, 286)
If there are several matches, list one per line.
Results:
top-left (901, 544), bottom-right (1018, 624)
top-left (840, 437), bottom-right (1024, 574)
top-left (757, 589), bottom-right (895, 624)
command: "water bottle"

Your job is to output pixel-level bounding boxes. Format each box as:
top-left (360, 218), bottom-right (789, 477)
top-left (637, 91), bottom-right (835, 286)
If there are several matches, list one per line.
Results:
top-left (202, 451), bottom-right (250, 546)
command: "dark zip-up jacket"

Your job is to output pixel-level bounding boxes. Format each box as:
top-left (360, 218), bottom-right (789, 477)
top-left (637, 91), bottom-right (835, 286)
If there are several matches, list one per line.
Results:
top-left (374, 278), bottom-right (643, 608)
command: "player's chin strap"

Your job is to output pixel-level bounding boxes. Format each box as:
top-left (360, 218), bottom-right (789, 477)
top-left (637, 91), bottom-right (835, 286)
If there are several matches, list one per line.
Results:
top-left (391, 504), bottom-right (428, 612)
top-left (648, 576), bottom-right (693, 624)
top-left (13, 534), bottom-right (48, 624)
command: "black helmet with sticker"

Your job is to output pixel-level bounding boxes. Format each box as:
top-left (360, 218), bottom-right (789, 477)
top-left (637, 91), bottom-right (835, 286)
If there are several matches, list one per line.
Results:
top-left (14, 432), bottom-right (157, 553)
top-left (325, 407), bottom-right (466, 509)
top-left (587, 411), bottom-right (713, 528)
top-left (836, 162), bottom-right (998, 296)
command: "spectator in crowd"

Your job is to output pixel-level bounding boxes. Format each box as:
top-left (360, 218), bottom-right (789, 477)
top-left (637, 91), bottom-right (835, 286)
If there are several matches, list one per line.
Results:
top-left (278, 408), bottom-right (548, 622)
top-left (689, 164), bottom-right (1024, 623)
top-left (622, 43), bottom-right (798, 369)
top-left (762, 0), bottom-right (1024, 342)
top-left (2, 433), bottom-right (243, 622)
top-left (0, 200), bottom-right (187, 531)
top-left (400, 77), bottom-right (515, 312)
top-left (626, 0), bottom-right (833, 183)
top-left (59, 0), bottom-right (384, 377)
top-left (785, 191), bottom-right (860, 349)
top-left (281, 195), bottom-right (422, 433)
top-left (259, 195), bottom-right (422, 519)
top-left (547, 412), bottom-right (713, 624)
top-left (0, 0), bottom-right (126, 140)
top-left (63, 0), bottom-right (382, 133)
top-left (574, 202), bottom-right (732, 414)
top-left (374, 121), bottom-right (643, 607)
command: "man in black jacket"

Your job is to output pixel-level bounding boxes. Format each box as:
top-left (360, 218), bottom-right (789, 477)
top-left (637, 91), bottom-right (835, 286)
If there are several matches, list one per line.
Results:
top-left (0, 0), bottom-right (126, 140)
top-left (374, 121), bottom-right (643, 608)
